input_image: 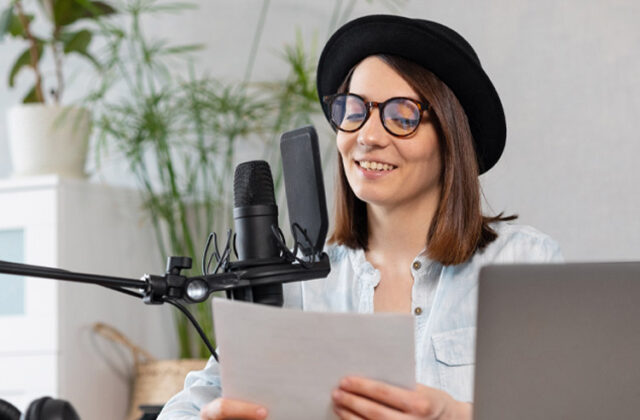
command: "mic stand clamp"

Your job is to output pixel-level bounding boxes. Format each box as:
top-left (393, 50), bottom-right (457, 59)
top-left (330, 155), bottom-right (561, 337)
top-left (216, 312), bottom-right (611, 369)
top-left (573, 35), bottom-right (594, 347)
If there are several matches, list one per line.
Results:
top-left (143, 256), bottom-right (193, 305)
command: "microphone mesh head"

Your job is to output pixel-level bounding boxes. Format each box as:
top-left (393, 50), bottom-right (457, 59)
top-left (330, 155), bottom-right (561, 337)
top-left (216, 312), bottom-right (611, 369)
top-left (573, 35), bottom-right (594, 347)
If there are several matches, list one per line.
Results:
top-left (233, 161), bottom-right (276, 207)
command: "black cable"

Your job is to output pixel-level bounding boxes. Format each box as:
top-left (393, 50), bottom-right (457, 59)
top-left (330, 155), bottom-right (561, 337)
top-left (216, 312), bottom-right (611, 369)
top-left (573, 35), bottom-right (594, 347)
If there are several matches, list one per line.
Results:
top-left (205, 233), bottom-right (215, 275)
top-left (212, 230), bottom-right (233, 275)
top-left (270, 225), bottom-right (314, 269)
top-left (292, 223), bottom-right (318, 258)
top-left (165, 298), bottom-right (219, 362)
top-left (101, 283), bottom-right (218, 362)
top-left (202, 233), bottom-right (215, 275)
top-left (206, 231), bottom-right (221, 275)
top-left (214, 232), bottom-right (223, 266)
top-left (271, 225), bottom-right (292, 259)
top-left (103, 285), bottom-right (145, 299)
top-left (202, 231), bottom-right (233, 299)
top-left (232, 231), bottom-right (238, 260)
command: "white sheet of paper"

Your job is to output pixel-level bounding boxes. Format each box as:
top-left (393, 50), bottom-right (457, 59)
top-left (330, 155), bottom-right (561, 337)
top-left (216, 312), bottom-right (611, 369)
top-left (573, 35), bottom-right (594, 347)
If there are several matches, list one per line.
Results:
top-left (212, 298), bottom-right (415, 419)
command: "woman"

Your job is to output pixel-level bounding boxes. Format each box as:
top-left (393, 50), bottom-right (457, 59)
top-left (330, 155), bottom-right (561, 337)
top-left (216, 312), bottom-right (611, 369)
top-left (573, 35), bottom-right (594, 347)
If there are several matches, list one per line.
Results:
top-left (159, 15), bottom-right (562, 420)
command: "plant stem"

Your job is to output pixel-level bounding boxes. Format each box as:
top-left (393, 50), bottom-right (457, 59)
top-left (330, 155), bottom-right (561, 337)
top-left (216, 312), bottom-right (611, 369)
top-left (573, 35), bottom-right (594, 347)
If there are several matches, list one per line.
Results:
top-left (337, 0), bottom-right (357, 28)
top-left (138, 153), bottom-right (193, 358)
top-left (14, 0), bottom-right (45, 102)
top-left (242, 0), bottom-right (270, 85)
top-left (327, 0), bottom-right (341, 39)
top-left (52, 26), bottom-right (64, 103)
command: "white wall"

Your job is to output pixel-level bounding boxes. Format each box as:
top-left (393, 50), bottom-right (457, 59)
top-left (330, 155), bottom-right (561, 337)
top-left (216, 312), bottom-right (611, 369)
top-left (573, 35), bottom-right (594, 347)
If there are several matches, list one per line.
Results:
top-left (1, 0), bottom-right (638, 261)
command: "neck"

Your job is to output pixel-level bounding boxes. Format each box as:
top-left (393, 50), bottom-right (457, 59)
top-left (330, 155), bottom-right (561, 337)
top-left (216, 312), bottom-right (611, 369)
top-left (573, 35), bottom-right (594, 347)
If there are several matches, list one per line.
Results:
top-left (366, 190), bottom-right (440, 262)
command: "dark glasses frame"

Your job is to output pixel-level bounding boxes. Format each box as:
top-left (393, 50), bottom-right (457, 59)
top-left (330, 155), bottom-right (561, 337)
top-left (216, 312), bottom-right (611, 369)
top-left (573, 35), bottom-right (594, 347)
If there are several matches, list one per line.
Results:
top-left (323, 93), bottom-right (430, 137)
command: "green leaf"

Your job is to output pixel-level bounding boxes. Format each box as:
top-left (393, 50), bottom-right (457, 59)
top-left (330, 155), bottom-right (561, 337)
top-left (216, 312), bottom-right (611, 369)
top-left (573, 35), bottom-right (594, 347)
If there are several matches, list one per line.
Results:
top-left (7, 12), bottom-right (34, 38)
top-left (62, 28), bottom-right (101, 66)
top-left (22, 85), bottom-right (42, 103)
top-left (86, 1), bottom-right (117, 16)
top-left (51, 0), bottom-right (78, 26)
top-left (8, 44), bottom-right (43, 87)
top-left (70, 0), bottom-right (117, 19)
top-left (62, 29), bottom-right (91, 54)
top-left (0, 6), bottom-right (13, 42)
top-left (45, 0), bottom-right (116, 27)
top-left (160, 44), bottom-right (203, 56)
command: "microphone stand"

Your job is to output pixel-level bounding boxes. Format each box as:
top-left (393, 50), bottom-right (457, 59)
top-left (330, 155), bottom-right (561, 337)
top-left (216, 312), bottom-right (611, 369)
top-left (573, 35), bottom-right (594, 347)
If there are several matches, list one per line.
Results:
top-left (0, 252), bottom-right (330, 362)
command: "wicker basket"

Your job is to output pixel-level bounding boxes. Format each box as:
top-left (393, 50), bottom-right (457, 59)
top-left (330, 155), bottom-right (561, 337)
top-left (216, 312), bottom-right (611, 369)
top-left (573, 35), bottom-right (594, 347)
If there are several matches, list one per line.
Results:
top-left (92, 323), bottom-right (207, 420)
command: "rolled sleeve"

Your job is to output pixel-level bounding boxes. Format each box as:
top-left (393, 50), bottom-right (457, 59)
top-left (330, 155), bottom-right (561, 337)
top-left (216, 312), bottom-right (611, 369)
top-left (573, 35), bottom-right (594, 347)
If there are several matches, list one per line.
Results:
top-left (157, 356), bottom-right (222, 419)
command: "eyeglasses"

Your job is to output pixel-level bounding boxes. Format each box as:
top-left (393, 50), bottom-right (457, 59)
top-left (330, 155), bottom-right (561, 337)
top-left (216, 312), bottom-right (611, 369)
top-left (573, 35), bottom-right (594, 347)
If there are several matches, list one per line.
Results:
top-left (323, 93), bottom-right (430, 137)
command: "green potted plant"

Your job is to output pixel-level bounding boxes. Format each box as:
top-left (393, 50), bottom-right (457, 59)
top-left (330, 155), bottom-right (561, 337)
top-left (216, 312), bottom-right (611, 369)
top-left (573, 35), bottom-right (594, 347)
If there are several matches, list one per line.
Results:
top-left (0, 0), bottom-right (114, 177)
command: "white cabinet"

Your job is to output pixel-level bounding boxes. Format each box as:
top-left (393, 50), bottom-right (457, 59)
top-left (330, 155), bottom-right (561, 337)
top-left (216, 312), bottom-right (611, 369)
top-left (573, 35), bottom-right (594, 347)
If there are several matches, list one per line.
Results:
top-left (0, 176), bottom-right (178, 420)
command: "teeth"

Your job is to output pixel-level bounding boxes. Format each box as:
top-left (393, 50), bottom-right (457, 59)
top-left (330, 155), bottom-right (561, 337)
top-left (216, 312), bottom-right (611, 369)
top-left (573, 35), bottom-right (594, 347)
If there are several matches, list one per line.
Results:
top-left (358, 161), bottom-right (395, 171)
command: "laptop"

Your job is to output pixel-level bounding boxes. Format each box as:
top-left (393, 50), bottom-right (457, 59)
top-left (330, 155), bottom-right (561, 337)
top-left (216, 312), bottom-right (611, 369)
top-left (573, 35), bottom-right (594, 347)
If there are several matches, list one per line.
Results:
top-left (473, 262), bottom-right (640, 420)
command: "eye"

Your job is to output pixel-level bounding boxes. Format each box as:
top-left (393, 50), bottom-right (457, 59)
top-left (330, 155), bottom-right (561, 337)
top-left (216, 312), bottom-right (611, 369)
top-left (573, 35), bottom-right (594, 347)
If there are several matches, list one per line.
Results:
top-left (383, 98), bottom-right (422, 134)
top-left (346, 112), bottom-right (366, 121)
top-left (388, 117), bottom-right (418, 130)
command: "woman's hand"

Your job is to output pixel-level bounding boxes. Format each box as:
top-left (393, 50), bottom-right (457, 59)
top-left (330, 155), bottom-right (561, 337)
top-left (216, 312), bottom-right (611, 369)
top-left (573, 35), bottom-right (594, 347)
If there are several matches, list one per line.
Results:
top-left (332, 376), bottom-right (472, 420)
top-left (200, 398), bottom-right (268, 420)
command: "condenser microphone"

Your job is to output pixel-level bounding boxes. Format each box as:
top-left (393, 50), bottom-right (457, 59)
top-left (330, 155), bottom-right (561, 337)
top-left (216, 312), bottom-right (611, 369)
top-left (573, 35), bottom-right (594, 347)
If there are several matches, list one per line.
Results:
top-left (232, 160), bottom-right (284, 306)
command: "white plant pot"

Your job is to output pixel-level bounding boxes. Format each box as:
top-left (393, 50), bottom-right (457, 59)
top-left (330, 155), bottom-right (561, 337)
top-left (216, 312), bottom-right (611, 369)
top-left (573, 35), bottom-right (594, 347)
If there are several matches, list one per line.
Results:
top-left (7, 104), bottom-right (91, 178)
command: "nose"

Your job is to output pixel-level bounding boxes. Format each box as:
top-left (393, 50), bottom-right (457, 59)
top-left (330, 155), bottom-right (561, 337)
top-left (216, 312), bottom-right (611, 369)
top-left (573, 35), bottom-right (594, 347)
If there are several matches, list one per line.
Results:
top-left (356, 107), bottom-right (391, 148)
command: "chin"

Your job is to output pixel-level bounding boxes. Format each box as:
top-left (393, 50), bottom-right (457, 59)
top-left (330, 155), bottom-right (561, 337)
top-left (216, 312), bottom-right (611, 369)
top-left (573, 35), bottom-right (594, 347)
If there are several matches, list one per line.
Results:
top-left (351, 189), bottom-right (391, 206)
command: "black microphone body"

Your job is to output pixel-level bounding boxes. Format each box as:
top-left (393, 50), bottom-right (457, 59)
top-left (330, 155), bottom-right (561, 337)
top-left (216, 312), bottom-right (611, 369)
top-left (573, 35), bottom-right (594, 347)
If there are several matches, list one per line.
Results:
top-left (234, 204), bottom-right (279, 260)
top-left (232, 161), bottom-right (284, 306)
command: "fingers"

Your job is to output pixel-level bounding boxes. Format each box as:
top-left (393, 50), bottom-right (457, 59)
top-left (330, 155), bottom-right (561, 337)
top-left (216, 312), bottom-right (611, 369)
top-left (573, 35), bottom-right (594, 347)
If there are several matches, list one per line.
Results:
top-left (332, 388), bottom-right (407, 420)
top-left (333, 403), bottom-right (366, 420)
top-left (336, 378), bottom-right (451, 419)
top-left (338, 376), bottom-right (418, 413)
top-left (200, 398), bottom-right (268, 420)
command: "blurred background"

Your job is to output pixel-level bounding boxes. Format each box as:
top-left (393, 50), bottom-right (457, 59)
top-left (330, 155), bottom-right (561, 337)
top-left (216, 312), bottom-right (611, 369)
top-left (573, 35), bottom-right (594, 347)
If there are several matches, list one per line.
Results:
top-left (0, 0), bottom-right (638, 418)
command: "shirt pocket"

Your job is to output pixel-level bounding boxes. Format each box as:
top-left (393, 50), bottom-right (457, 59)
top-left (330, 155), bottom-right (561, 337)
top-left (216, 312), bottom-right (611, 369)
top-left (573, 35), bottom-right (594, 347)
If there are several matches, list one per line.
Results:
top-left (431, 327), bottom-right (476, 402)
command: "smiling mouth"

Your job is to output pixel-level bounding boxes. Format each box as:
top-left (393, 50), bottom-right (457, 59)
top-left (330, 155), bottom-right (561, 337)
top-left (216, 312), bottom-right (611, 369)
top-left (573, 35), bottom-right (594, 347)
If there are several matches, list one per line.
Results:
top-left (356, 160), bottom-right (397, 172)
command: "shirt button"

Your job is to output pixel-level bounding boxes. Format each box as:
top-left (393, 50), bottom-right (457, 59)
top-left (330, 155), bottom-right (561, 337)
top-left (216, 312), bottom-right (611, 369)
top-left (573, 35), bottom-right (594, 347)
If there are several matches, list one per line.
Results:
top-left (414, 307), bottom-right (423, 315)
top-left (412, 261), bottom-right (422, 270)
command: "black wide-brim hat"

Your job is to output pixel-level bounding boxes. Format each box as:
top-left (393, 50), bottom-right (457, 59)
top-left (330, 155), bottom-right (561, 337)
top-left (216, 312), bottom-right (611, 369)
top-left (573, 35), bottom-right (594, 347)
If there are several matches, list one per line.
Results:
top-left (317, 14), bottom-right (506, 174)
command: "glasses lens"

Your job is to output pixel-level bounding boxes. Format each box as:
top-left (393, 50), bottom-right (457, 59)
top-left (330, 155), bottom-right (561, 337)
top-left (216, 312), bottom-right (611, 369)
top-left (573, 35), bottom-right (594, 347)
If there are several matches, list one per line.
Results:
top-left (331, 94), bottom-right (367, 132)
top-left (383, 98), bottom-right (422, 136)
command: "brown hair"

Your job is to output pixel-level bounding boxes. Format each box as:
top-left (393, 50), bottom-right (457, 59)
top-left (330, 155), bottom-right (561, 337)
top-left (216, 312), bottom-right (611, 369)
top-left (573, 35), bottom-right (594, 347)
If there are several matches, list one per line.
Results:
top-left (327, 54), bottom-right (515, 266)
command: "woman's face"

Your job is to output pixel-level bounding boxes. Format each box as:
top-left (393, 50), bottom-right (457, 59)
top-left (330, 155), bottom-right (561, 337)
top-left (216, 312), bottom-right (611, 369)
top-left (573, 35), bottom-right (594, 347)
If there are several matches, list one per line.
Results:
top-left (337, 56), bottom-right (442, 211)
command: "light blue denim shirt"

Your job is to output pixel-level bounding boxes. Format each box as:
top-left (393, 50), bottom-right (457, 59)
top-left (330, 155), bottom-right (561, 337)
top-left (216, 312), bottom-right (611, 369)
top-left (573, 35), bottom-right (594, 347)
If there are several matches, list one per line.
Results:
top-left (158, 222), bottom-right (562, 419)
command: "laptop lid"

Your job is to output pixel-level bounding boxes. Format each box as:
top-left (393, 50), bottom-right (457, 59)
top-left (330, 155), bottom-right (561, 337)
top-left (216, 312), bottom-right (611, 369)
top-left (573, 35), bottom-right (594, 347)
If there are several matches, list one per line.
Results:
top-left (474, 262), bottom-right (640, 420)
